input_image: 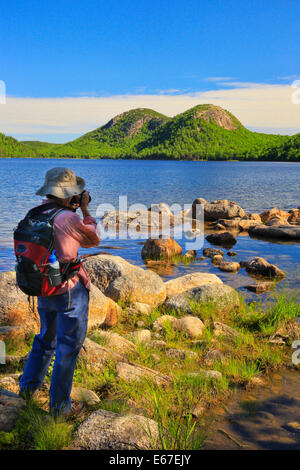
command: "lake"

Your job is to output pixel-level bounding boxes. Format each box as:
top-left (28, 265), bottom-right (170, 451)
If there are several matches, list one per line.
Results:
top-left (1, 158), bottom-right (300, 298)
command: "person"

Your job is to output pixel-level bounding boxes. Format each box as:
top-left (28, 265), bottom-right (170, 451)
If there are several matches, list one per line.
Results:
top-left (19, 167), bottom-right (100, 416)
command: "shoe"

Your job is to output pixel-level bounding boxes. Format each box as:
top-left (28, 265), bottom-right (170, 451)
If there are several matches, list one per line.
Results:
top-left (64, 402), bottom-right (86, 418)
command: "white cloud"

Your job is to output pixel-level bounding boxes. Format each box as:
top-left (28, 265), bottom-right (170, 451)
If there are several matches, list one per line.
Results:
top-left (0, 82), bottom-right (299, 142)
top-left (204, 77), bottom-right (236, 82)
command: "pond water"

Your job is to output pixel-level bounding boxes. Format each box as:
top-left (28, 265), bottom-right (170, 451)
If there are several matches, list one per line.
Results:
top-left (1, 158), bottom-right (299, 299)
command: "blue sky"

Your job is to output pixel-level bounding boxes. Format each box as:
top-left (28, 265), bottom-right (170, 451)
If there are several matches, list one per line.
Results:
top-left (0, 0), bottom-right (299, 141)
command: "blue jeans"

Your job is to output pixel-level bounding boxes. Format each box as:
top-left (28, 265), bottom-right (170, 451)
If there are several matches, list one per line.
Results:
top-left (20, 281), bottom-right (89, 414)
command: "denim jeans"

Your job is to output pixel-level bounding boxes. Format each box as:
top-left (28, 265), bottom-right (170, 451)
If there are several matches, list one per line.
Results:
top-left (20, 281), bottom-right (89, 414)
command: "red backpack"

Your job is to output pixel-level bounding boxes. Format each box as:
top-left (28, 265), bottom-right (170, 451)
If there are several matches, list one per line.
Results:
top-left (14, 202), bottom-right (81, 297)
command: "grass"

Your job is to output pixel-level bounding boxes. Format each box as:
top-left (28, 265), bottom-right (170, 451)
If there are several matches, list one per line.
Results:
top-left (0, 288), bottom-right (298, 450)
top-left (0, 398), bottom-right (73, 450)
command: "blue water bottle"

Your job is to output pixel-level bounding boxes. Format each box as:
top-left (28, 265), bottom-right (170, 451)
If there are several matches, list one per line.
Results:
top-left (48, 250), bottom-right (62, 286)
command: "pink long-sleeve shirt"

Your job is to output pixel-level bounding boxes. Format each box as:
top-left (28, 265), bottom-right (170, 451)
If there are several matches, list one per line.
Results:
top-left (43, 200), bottom-right (101, 295)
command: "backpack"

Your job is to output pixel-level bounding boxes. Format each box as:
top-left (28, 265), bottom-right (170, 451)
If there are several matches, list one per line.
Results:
top-left (14, 202), bottom-right (82, 297)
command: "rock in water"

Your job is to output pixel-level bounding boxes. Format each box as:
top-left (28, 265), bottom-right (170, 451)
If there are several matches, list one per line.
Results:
top-left (164, 272), bottom-right (222, 298)
top-left (105, 269), bottom-right (166, 307)
top-left (204, 200), bottom-right (245, 221)
top-left (245, 257), bottom-right (285, 279)
top-left (244, 282), bottom-right (275, 294)
top-left (192, 198), bottom-right (207, 219)
top-left (72, 409), bottom-right (159, 450)
top-left (206, 231), bottom-right (237, 248)
top-left (217, 261), bottom-right (240, 273)
top-left (164, 284), bottom-right (240, 314)
top-left (259, 208), bottom-right (289, 224)
top-left (203, 247), bottom-right (224, 258)
top-left (141, 237), bottom-right (182, 259)
top-left (249, 224), bottom-right (300, 241)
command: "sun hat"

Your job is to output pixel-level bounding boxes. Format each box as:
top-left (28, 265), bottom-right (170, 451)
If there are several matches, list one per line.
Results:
top-left (36, 167), bottom-right (86, 199)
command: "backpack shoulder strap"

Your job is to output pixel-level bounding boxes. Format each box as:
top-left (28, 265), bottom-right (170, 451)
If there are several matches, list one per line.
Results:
top-left (26, 203), bottom-right (71, 220)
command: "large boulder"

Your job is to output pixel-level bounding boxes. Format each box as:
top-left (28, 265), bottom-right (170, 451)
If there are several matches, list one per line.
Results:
top-left (164, 284), bottom-right (240, 314)
top-left (88, 284), bottom-right (121, 328)
top-left (105, 269), bottom-right (166, 307)
top-left (206, 231), bottom-right (237, 248)
top-left (204, 200), bottom-right (245, 221)
top-left (0, 272), bottom-right (40, 337)
top-left (249, 224), bottom-right (300, 241)
top-left (141, 237), bottom-right (182, 260)
top-left (245, 257), bottom-right (285, 279)
top-left (164, 272), bottom-right (222, 298)
top-left (72, 409), bottom-right (159, 450)
top-left (83, 254), bottom-right (138, 292)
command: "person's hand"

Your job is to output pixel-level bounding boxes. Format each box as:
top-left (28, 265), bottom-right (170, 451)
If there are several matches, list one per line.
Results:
top-left (80, 190), bottom-right (90, 209)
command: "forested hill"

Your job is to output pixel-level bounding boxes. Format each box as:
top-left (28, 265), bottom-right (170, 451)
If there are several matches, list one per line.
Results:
top-left (1, 104), bottom-right (300, 160)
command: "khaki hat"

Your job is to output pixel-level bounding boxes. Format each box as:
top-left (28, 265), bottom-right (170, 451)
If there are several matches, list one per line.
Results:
top-left (36, 167), bottom-right (85, 199)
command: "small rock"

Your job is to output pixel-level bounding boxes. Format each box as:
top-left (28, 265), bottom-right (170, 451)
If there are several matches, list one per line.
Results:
top-left (246, 376), bottom-right (266, 389)
top-left (187, 370), bottom-right (222, 381)
top-left (217, 261), bottom-right (240, 273)
top-left (174, 316), bottom-right (205, 339)
top-left (116, 362), bottom-right (172, 386)
top-left (204, 348), bottom-right (225, 366)
top-left (285, 422), bottom-right (300, 433)
top-left (71, 387), bottom-right (100, 405)
top-left (150, 353), bottom-right (160, 364)
top-left (183, 250), bottom-right (197, 259)
top-left (130, 329), bottom-right (151, 344)
top-left (211, 254), bottom-right (223, 265)
top-left (130, 302), bottom-right (152, 315)
top-left (146, 340), bottom-right (167, 351)
top-left (152, 315), bottom-right (178, 331)
top-left (227, 251), bottom-right (237, 257)
top-left (203, 247), bottom-right (224, 258)
top-left (191, 403), bottom-right (206, 418)
top-left (213, 321), bottom-right (240, 339)
top-left (136, 321), bottom-right (145, 328)
top-left (245, 282), bottom-right (275, 294)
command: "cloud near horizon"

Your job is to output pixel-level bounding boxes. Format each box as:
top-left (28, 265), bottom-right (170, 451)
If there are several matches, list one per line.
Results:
top-left (0, 82), bottom-right (299, 143)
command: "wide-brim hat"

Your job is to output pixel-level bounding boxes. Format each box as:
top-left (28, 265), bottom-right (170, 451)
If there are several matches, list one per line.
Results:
top-left (36, 167), bottom-right (85, 199)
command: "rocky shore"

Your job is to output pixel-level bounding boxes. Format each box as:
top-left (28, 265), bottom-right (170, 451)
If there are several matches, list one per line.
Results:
top-left (0, 198), bottom-right (299, 450)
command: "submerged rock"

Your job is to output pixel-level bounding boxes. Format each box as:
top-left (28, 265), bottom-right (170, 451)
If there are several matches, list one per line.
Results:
top-left (245, 282), bottom-right (276, 294)
top-left (72, 409), bottom-right (159, 450)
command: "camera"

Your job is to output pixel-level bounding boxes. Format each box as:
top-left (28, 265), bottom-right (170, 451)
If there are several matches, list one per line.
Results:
top-left (70, 191), bottom-right (91, 208)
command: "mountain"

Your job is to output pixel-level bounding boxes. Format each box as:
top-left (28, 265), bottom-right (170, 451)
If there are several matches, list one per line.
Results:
top-left (3, 104), bottom-right (300, 161)
top-left (0, 132), bottom-right (37, 157)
